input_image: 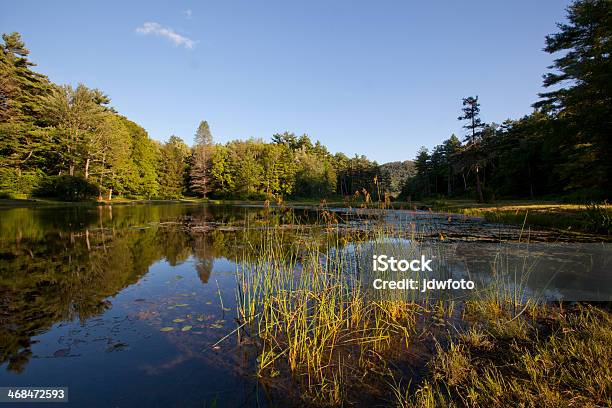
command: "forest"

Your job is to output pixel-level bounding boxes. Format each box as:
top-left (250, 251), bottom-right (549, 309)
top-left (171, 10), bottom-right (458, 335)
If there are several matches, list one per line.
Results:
top-left (0, 0), bottom-right (610, 202)
top-left (402, 0), bottom-right (610, 202)
top-left (0, 32), bottom-right (396, 202)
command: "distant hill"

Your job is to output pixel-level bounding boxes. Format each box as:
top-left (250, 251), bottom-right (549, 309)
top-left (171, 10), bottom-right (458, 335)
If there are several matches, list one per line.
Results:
top-left (379, 160), bottom-right (415, 197)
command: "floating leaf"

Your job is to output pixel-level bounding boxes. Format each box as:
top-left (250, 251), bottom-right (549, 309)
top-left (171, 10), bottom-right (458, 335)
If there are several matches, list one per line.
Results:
top-left (160, 327), bottom-right (174, 332)
top-left (210, 323), bottom-right (223, 329)
top-left (106, 342), bottom-right (129, 352)
top-left (175, 304), bottom-right (188, 307)
top-left (53, 348), bottom-right (70, 357)
top-left (205, 301), bottom-right (212, 305)
top-left (181, 325), bottom-right (193, 332)
top-left (173, 318), bottom-right (186, 323)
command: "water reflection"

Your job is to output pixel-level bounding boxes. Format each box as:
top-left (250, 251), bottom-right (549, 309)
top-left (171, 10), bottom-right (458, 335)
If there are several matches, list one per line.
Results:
top-left (0, 204), bottom-right (301, 374)
top-left (0, 203), bottom-right (610, 407)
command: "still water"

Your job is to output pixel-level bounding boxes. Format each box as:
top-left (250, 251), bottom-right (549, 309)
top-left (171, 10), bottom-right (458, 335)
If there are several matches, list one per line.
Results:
top-left (0, 203), bottom-right (610, 407)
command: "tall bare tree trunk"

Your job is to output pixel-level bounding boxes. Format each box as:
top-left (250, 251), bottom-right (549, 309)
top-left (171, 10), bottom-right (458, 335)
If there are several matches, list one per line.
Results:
top-left (447, 165), bottom-right (452, 196)
top-left (475, 166), bottom-right (484, 203)
top-left (84, 157), bottom-right (90, 180)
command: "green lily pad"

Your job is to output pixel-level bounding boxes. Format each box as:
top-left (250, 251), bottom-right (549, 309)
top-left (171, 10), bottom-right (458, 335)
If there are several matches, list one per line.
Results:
top-left (160, 327), bottom-right (174, 332)
top-left (174, 303), bottom-right (188, 307)
top-left (181, 325), bottom-right (192, 332)
top-left (173, 318), bottom-right (186, 323)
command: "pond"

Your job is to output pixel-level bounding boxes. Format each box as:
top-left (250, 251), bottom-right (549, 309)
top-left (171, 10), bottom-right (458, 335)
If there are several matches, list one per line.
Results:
top-left (0, 203), bottom-right (610, 407)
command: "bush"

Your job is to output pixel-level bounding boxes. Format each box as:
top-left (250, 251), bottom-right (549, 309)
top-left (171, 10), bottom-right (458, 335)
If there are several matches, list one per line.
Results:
top-left (34, 175), bottom-right (99, 201)
top-left (561, 188), bottom-right (609, 203)
top-left (0, 168), bottom-right (45, 198)
top-left (583, 202), bottom-right (612, 234)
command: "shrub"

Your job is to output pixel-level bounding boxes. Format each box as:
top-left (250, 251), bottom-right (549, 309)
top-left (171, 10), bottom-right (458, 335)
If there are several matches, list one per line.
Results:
top-left (0, 168), bottom-right (45, 198)
top-left (34, 175), bottom-right (99, 201)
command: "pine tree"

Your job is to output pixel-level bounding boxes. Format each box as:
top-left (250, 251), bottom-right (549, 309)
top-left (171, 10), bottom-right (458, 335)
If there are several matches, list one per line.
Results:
top-left (534, 0), bottom-right (612, 192)
top-left (190, 120), bottom-right (213, 197)
top-left (458, 96), bottom-right (485, 202)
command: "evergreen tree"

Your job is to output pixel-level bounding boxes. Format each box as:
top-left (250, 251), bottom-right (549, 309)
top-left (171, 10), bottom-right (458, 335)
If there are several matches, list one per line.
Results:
top-left (190, 120), bottom-right (213, 197)
top-left (443, 134), bottom-right (461, 195)
top-left (458, 96), bottom-right (486, 202)
top-left (534, 0), bottom-right (612, 193)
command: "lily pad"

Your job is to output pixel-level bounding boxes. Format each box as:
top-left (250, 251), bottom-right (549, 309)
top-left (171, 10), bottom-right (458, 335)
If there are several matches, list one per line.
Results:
top-left (160, 327), bottom-right (174, 332)
top-left (175, 303), bottom-right (189, 307)
top-left (53, 348), bottom-right (71, 357)
top-left (106, 342), bottom-right (129, 352)
top-left (181, 325), bottom-right (193, 332)
top-left (173, 318), bottom-right (186, 323)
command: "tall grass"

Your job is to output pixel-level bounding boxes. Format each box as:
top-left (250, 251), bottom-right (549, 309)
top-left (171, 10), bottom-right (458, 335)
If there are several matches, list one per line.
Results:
top-left (230, 202), bottom-right (611, 406)
top-left (234, 216), bottom-right (431, 405)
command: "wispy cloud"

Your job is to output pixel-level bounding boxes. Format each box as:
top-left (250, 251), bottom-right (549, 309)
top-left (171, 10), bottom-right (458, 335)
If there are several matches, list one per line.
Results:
top-left (183, 9), bottom-right (193, 19)
top-left (135, 22), bottom-right (196, 49)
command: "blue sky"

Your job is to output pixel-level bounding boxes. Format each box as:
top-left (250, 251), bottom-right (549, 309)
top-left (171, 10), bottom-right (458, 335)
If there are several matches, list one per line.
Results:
top-left (3, 1), bottom-right (571, 163)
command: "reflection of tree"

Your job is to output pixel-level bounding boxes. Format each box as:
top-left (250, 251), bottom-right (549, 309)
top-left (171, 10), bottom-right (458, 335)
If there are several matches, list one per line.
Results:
top-left (157, 227), bottom-right (192, 266)
top-left (196, 260), bottom-right (213, 283)
top-left (0, 205), bottom-right (175, 372)
top-left (0, 203), bottom-right (338, 372)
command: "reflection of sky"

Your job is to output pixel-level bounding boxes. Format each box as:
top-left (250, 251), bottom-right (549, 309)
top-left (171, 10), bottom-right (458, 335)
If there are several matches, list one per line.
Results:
top-left (341, 238), bottom-right (612, 301)
top-left (0, 256), bottom-right (258, 407)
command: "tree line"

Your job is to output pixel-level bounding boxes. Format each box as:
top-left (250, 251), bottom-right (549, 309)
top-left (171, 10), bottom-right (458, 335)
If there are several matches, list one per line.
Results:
top-left (1, 0), bottom-right (609, 203)
top-left (0, 33), bottom-right (407, 201)
top-left (402, 0), bottom-right (610, 202)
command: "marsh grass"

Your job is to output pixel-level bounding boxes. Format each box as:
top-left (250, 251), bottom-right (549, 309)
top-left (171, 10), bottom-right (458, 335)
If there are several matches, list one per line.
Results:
top-left (458, 202), bottom-right (612, 235)
top-left (230, 203), bottom-right (611, 406)
top-left (234, 215), bottom-right (436, 405)
top-left (401, 304), bottom-right (612, 408)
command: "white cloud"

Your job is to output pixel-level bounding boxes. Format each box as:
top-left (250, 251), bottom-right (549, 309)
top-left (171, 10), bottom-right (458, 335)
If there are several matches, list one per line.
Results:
top-left (136, 22), bottom-right (196, 49)
top-left (183, 9), bottom-right (193, 19)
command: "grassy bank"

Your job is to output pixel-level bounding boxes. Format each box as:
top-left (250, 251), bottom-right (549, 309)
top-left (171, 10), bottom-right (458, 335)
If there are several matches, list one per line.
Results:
top-left (402, 199), bottom-right (611, 235)
top-left (398, 303), bottom-right (611, 407)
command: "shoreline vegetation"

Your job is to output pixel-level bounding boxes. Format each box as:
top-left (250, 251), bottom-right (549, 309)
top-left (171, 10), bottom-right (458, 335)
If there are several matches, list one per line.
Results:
top-left (2, 197), bottom-right (610, 237)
